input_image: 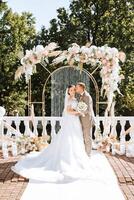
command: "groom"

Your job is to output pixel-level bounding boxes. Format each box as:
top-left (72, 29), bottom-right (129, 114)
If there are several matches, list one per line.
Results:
top-left (75, 82), bottom-right (95, 157)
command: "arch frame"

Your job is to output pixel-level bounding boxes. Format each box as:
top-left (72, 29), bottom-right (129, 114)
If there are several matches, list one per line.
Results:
top-left (41, 65), bottom-right (99, 116)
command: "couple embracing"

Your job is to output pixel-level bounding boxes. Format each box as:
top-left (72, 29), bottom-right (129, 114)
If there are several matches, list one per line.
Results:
top-left (64, 82), bottom-right (95, 157)
top-left (12, 82), bottom-right (96, 182)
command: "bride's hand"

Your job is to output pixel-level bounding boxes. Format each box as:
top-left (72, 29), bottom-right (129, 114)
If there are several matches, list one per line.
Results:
top-left (75, 111), bottom-right (81, 116)
top-left (67, 106), bottom-right (75, 112)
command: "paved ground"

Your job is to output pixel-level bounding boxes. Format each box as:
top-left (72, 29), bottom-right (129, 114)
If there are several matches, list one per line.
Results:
top-left (0, 151), bottom-right (134, 200)
top-left (106, 154), bottom-right (134, 200)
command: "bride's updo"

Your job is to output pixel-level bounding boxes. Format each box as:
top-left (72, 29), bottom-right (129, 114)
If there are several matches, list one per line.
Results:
top-left (67, 85), bottom-right (75, 95)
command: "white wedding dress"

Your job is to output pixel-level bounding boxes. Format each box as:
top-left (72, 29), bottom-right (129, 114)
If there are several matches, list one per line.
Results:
top-left (12, 98), bottom-right (95, 182)
top-left (11, 98), bottom-right (106, 182)
top-left (12, 95), bottom-right (125, 200)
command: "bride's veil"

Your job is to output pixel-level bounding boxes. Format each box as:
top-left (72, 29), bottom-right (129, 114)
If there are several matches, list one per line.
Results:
top-left (62, 88), bottom-right (69, 116)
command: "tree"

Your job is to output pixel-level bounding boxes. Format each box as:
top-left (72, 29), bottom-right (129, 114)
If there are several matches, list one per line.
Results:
top-left (0, 2), bottom-right (36, 115)
top-left (37, 0), bottom-right (133, 115)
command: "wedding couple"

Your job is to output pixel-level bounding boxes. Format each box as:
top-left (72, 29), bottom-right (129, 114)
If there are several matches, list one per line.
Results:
top-left (64, 82), bottom-right (95, 156)
top-left (12, 82), bottom-right (96, 182)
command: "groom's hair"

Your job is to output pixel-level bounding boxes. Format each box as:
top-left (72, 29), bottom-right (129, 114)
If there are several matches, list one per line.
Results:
top-left (77, 82), bottom-right (86, 90)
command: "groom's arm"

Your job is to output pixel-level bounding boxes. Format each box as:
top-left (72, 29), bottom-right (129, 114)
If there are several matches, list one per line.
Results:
top-left (83, 95), bottom-right (92, 115)
top-left (83, 95), bottom-right (95, 118)
top-left (82, 95), bottom-right (96, 124)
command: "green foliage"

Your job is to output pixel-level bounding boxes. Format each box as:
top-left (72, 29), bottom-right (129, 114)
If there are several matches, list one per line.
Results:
top-left (36, 0), bottom-right (133, 115)
top-left (0, 2), bottom-right (36, 115)
top-left (0, 1), bottom-right (133, 116)
top-left (4, 91), bottom-right (27, 115)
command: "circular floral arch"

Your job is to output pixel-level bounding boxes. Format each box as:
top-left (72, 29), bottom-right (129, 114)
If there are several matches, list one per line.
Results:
top-left (15, 42), bottom-right (126, 118)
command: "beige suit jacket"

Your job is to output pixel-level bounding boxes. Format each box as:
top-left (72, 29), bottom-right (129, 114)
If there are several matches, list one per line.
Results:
top-left (79, 91), bottom-right (95, 128)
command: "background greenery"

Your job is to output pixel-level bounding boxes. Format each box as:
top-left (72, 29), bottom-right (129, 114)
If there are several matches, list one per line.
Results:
top-left (0, 0), bottom-right (133, 116)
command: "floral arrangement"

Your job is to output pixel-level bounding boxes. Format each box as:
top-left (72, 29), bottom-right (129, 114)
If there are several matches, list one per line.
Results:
top-left (0, 134), bottom-right (50, 158)
top-left (15, 42), bottom-right (125, 113)
top-left (112, 126), bottom-right (134, 157)
top-left (96, 125), bottom-right (134, 157)
top-left (15, 42), bottom-right (61, 82)
top-left (16, 135), bottom-right (50, 154)
top-left (97, 135), bottom-right (118, 153)
top-left (53, 43), bottom-right (125, 112)
top-left (76, 101), bottom-right (88, 117)
top-left (94, 127), bottom-right (103, 142)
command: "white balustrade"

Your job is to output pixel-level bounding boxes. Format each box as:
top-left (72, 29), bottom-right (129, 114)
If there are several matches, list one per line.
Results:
top-left (0, 116), bottom-right (133, 139)
top-left (0, 116), bottom-right (133, 158)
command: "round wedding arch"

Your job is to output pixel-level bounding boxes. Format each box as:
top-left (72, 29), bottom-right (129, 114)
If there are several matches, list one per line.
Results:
top-left (15, 42), bottom-right (126, 119)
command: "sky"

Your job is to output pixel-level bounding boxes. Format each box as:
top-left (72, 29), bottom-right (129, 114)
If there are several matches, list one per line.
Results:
top-left (7, 0), bottom-right (70, 31)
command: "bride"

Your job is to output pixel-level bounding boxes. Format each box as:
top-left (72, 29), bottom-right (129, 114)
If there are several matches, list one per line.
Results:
top-left (11, 85), bottom-right (117, 184)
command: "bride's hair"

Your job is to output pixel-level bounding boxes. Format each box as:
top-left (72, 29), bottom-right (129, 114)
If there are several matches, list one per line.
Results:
top-left (67, 85), bottom-right (75, 95)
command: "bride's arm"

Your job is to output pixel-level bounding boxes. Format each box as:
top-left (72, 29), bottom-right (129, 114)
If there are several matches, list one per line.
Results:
top-left (66, 106), bottom-right (80, 115)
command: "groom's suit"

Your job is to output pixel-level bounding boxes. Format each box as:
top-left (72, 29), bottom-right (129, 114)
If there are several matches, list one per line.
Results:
top-left (79, 91), bottom-right (95, 156)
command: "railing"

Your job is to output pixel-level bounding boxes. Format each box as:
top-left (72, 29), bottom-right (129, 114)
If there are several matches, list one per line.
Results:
top-left (1, 116), bottom-right (134, 141)
top-left (0, 116), bottom-right (134, 158)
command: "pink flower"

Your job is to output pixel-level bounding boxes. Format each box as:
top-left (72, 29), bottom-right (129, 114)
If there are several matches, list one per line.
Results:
top-left (29, 55), bottom-right (38, 64)
top-left (103, 66), bottom-right (109, 74)
top-left (96, 50), bottom-right (103, 58)
top-left (42, 50), bottom-right (48, 56)
top-left (102, 59), bottom-right (107, 65)
top-left (105, 61), bottom-right (111, 68)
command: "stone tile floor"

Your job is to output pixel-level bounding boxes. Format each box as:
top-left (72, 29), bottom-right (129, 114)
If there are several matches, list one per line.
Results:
top-left (0, 151), bottom-right (133, 200)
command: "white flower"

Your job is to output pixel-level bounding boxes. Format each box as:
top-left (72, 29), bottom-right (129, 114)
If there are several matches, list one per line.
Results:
top-left (88, 45), bottom-right (97, 56)
top-left (111, 47), bottom-right (118, 57)
top-left (77, 102), bottom-right (88, 113)
top-left (45, 42), bottom-right (58, 51)
top-left (80, 46), bottom-right (89, 54)
top-left (25, 50), bottom-right (33, 57)
top-left (35, 45), bottom-right (45, 53)
top-left (74, 54), bottom-right (80, 62)
top-left (25, 65), bottom-right (33, 82)
top-left (53, 52), bottom-right (67, 64)
top-left (68, 43), bottom-right (80, 54)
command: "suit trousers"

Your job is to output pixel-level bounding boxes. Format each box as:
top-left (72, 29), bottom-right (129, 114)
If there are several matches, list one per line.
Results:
top-left (82, 126), bottom-right (92, 156)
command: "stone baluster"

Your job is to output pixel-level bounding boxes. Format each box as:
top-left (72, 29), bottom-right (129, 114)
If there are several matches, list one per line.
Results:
top-left (33, 119), bottom-right (38, 136)
top-left (14, 118), bottom-right (21, 136)
top-left (42, 118), bottom-right (47, 135)
top-left (103, 117), bottom-right (111, 138)
top-left (6, 119), bottom-right (12, 137)
top-left (110, 117), bottom-right (117, 137)
top-left (51, 120), bottom-right (56, 139)
top-left (119, 119), bottom-right (126, 154)
top-left (120, 120), bottom-right (126, 142)
top-left (24, 118), bottom-right (32, 136)
top-left (2, 142), bottom-right (8, 159)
